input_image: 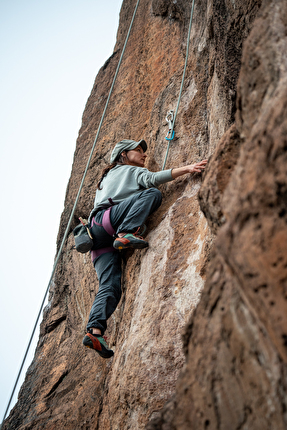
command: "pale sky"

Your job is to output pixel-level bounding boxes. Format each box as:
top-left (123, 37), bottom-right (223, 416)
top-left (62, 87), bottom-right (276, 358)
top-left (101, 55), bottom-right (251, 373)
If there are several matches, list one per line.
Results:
top-left (0, 0), bottom-right (123, 420)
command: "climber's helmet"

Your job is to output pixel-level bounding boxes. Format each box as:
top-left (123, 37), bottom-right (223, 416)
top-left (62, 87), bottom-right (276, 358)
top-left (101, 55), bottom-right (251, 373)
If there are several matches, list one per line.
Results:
top-left (110, 139), bottom-right (147, 163)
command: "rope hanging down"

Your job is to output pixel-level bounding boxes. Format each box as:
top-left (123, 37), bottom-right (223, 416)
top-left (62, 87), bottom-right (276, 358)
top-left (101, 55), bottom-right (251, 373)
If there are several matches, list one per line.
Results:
top-left (162, 0), bottom-right (196, 170)
top-left (0, 1), bottom-right (141, 427)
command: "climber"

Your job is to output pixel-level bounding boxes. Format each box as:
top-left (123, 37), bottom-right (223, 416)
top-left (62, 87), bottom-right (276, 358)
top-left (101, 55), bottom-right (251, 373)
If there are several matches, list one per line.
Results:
top-left (82, 139), bottom-right (207, 358)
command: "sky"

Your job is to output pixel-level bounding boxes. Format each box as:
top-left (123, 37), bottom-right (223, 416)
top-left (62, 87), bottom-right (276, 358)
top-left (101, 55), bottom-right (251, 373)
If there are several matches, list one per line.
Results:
top-left (0, 0), bottom-right (123, 421)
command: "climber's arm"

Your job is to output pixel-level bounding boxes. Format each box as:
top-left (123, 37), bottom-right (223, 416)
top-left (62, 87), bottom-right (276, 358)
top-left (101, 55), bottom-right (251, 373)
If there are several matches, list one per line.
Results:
top-left (171, 159), bottom-right (208, 179)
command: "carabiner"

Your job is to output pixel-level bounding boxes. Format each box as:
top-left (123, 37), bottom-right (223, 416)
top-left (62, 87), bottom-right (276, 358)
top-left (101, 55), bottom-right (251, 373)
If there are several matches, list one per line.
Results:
top-left (165, 130), bottom-right (175, 141)
top-left (166, 110), bottom-right (174, 130)
top-left (165, 110), bottom-right (175, 140)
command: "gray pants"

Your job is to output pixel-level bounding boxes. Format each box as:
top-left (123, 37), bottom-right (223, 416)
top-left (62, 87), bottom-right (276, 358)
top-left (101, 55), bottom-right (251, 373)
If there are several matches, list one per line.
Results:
top-left (87, 188), bottom-right (162, 334)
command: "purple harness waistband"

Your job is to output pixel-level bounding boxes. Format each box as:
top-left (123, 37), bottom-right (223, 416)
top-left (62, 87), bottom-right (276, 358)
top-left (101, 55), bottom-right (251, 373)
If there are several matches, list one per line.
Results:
top-left (91, 206), bottom-right (116, 262)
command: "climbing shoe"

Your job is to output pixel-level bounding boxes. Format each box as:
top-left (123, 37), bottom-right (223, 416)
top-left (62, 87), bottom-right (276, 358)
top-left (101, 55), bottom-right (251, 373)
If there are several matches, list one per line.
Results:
top-left (83, 331), bottom-right (114, 359)
top-left (113, 233), bottom-right (148, 250)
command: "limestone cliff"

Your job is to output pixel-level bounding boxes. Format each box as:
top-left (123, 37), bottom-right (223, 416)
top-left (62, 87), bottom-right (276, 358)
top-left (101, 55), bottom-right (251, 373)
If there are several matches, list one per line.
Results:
top-left (4, 0), bottom-right (287, 429)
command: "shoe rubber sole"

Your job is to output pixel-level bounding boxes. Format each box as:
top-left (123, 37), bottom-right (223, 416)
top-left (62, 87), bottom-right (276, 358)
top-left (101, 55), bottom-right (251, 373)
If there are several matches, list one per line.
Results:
top-left (113, 235), bottom-right (148, 250)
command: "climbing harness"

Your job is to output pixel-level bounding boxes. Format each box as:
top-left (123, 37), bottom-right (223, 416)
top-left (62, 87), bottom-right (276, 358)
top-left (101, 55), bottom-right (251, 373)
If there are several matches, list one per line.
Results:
top-left (0, 0), bottom-right (141, 426)
top-left (97, 206), bottom-right (116, 237)
top-left (90, 207), bottom-right (116, 261)
top-left (162, 0), bottom-right (196, 170)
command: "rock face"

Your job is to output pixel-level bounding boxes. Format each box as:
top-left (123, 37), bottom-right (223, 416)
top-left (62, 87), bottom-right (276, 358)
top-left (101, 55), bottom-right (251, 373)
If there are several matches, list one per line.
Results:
top-left (4, 0), bottom-right (287, 429)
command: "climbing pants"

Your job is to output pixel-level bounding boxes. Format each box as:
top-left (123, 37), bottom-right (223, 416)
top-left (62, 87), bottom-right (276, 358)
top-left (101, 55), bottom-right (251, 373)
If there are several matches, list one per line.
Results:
top-left (87, 188), bottom-right (162, 334)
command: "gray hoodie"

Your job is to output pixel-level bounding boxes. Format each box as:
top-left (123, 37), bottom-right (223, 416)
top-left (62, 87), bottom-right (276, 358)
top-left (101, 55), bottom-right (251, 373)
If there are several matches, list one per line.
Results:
top-left (89, 164), bottom-right (173, 221)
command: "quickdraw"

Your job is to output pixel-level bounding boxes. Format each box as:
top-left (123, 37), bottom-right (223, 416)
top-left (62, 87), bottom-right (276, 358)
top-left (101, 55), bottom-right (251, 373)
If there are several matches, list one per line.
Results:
top-left (165, 111), bottom-right (175, 141)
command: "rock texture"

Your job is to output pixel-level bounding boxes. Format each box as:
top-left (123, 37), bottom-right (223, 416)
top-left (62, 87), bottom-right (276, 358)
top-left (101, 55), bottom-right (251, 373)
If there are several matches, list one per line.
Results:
top-left (148, 0), bottom-right (287, 429)
top-left (4, 0), bottom-right (287, 429)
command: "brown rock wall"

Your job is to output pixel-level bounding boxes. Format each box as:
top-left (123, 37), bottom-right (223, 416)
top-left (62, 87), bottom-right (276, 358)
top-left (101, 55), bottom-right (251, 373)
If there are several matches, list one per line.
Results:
top-left (148, 0), bottom-right (287, 429)
top-left (4, 0), bottom-right (287, 429)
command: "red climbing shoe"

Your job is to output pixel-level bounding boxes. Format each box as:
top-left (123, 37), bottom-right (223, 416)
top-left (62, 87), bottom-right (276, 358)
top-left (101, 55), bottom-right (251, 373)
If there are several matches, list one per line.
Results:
top-left (113, 233), bottom-right (149, 250)
top-left (83, 331), bottom-right (114, 358)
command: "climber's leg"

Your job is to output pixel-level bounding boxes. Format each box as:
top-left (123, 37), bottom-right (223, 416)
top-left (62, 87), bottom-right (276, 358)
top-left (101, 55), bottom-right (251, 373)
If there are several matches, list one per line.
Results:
top-left (111, 188), bottom-right (162, 249)
top-left (86, 251), bottom-right (122, 334)
top-left (111, 188), bottom-right (162, 234)
top-left (83, 251), bottom-right (121, 358)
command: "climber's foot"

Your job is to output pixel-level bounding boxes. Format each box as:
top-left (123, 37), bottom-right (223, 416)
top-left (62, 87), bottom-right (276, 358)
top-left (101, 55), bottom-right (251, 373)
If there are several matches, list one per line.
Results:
top-left (137, 224), bottom-right (147, 236)
top-left (83, 330), bottom-right (114, 358)
top-left (113, 233), bottom-right (148, 250)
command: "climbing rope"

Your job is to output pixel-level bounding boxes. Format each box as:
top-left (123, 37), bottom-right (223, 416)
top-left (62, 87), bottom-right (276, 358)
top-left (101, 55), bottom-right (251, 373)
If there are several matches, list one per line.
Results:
top-left (0, 1), bottom-right (141, 427)
top-left (162, 0), bottom-right (196, 170)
